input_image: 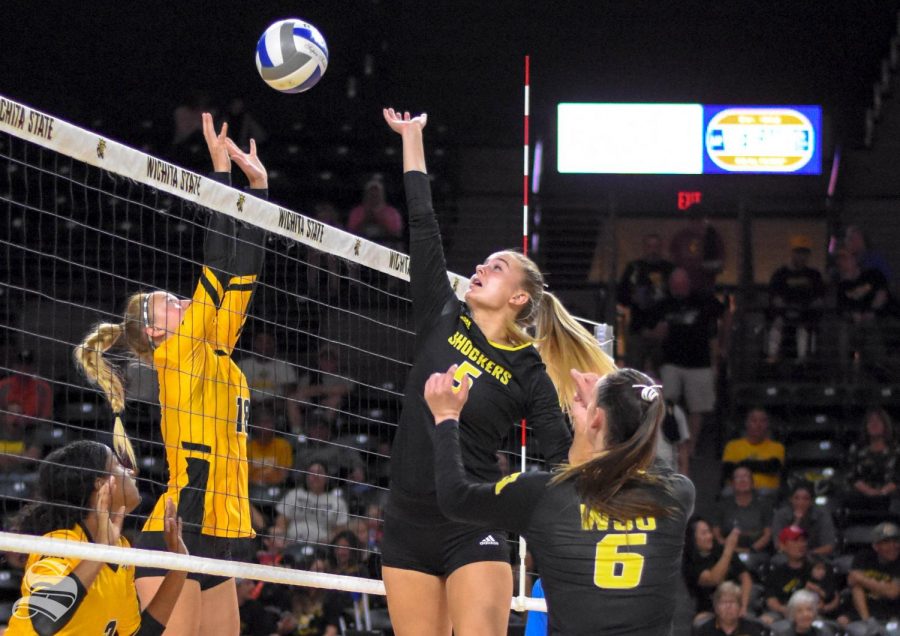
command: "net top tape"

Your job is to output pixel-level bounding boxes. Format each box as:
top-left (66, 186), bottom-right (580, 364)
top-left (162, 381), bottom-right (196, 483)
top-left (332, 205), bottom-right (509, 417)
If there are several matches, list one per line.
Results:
top-left (0, 94), bottom-right (471, 298)
top-left (0, 532), bottom-right (548, 612)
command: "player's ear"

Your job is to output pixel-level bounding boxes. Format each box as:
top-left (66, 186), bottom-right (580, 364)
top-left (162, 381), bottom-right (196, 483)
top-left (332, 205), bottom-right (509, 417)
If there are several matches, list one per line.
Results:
top-left (509, 291), bottom-right (530, 309)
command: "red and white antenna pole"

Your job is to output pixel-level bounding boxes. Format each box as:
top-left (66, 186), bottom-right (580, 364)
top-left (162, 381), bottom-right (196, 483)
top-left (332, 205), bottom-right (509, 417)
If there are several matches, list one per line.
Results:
top-left (517, 54), bottom-right (531, 613)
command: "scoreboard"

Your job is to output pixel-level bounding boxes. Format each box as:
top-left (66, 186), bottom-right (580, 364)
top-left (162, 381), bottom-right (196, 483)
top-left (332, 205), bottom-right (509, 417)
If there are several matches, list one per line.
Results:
top-left (558, 103), bottom-right (821, 175)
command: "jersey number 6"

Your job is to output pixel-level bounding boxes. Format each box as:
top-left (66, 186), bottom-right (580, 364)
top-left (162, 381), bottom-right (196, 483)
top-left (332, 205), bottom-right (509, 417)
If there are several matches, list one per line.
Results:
top-left (453, 361), bottom-right (482, 392)
top-left (593, 533), bottom-right (647, 589)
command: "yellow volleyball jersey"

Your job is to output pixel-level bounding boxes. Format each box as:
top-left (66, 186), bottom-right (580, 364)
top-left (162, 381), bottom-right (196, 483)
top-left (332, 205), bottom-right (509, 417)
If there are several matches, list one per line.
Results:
top-left (6, 524), bottom-right (141, 636)
top-left (143, 266), bottom-right (256, 538)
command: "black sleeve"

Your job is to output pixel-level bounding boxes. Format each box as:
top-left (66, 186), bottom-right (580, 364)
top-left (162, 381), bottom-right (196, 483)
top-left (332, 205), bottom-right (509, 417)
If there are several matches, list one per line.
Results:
top-left (203, 172), bottom-right (268, 291)
top-left (526, 370), bottom-right (573, 466)
top-left (28, 573), bottom-right (87, 636)
top-left (404, 171), bottom-right (457, 334)
top-left (134, 611), bottom-right (166, 636)
top-left (433, 419), bottom-right (549, 534)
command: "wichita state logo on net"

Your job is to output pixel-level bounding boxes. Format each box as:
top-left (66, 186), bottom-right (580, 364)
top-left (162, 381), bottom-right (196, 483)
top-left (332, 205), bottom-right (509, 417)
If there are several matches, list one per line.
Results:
top-left (12, 558), bottom-right (80, 623)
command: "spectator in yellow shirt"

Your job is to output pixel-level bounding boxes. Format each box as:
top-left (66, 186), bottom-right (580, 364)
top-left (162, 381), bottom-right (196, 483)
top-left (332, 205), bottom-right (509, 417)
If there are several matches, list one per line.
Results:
top-left (722, 408), bottom-right (785, 496)
top-left (248, 406), bottom-right (293, 487)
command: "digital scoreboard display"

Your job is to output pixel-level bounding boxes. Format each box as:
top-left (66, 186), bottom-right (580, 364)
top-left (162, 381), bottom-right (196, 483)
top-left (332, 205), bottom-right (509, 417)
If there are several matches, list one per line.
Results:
top-left (557, 103), bottom-right (821, 175)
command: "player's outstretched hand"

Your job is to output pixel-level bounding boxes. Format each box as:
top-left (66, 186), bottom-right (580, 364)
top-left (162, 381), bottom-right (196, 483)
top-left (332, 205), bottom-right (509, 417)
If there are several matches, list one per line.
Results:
top-left (163, 497), bottom-right (189, 556)
top-left (425, 364), bottom-right (470, 424)
top-left (569, 368), bottom-right (601, 424)
top-left (225, 137), bottom-right (268, 189)
top-left (383, 108), bottom-right (427, 135)
top-left (202, 113), bottom-right (231, 173)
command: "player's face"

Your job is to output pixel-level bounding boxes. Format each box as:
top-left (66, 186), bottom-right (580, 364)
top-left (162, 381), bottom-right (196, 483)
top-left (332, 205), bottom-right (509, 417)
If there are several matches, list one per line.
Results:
top-left (149, 291), bottom-right (190, 337)
top-left (792, 601), bottom-right (815, 631)
top-left (694, 520), bottom-right (715, 552)
top-left (105, 447), bottom-right (141, 513)
top-left (466, 252), bottom-right (530, 317)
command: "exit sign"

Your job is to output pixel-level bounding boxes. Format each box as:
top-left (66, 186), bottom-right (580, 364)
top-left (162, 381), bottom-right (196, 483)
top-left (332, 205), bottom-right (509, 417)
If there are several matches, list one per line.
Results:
top-left (678, 191), bottom-right (702, 210)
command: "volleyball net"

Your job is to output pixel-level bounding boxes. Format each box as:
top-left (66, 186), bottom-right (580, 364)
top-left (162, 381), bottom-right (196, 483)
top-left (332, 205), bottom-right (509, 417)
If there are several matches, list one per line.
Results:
top-left (0, 95), bottom-right (560, 617)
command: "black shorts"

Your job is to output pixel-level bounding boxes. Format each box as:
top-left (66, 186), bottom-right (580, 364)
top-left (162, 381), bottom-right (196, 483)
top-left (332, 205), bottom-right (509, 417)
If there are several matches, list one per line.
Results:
top-left (381, 490), bottom-right (510, 577)
top-left (135, 530), bottom-right (252, 590)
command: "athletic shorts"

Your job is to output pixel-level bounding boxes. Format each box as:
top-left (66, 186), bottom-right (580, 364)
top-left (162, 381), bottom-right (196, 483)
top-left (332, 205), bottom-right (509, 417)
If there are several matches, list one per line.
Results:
top-left (135, 529), bottom-right (252, 590)
top-left (660, 364), bottom-right (716, 414)
top-left (381, 490), bottom-right (510, 577)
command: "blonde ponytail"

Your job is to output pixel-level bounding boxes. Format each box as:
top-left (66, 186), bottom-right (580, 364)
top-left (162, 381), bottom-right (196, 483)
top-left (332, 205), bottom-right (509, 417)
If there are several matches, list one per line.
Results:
top-left (73, 292), bottom-right (153, 470)
top-left (535, 292), bottom-right (617, 413)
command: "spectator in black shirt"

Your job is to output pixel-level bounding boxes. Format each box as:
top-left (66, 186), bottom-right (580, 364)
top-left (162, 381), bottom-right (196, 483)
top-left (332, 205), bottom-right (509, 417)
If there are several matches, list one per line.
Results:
top-left (766, 235), bottom-right (824, 363)
top-left (845, 408), bottom-right (898, 512)
top-left (846, 522), bottom-right (900, 631)
top-left (763, 526), bottom-right (812, 624)
top-left (617, 233), bottom-right (674, 375)
top-left (648, 268), bottom-right (727, 459)
top-left (683, 516), bottom-right (753, 623)
top-left (835, 244), bottom-right (898, 381)
top-left (695, 582), bottom-right (767, 636)
top-left (236, 578), bottom-right (278, 636)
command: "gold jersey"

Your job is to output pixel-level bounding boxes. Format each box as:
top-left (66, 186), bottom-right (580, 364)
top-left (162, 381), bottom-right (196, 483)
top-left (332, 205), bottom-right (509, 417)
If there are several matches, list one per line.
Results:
top-left (143, 267), bottom-right (256, 538)
top-left (6, 524), bottom-right (141, 636)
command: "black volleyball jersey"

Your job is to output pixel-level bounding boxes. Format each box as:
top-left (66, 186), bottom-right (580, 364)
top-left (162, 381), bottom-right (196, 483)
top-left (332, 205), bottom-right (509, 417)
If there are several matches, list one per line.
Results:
top-left (391, 171), bottom-right (571, 503)
top-left (434, 420), bottom-right (695, 636)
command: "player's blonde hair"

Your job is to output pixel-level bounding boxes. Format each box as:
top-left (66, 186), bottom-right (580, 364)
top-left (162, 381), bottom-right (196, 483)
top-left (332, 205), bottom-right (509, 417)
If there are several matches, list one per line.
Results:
top-left (73, 292), bottom-right (154, 469)
top-left (500, 251), bottom-right (617, 413)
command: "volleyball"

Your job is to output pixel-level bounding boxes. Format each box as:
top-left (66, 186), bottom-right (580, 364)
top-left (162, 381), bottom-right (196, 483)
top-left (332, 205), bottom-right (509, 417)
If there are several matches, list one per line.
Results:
top-left (255, 19), bottom-right (328, 94)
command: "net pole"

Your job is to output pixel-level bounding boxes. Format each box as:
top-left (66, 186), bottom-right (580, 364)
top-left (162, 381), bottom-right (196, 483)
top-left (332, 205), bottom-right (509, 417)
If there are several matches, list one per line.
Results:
top-left (516, 54), bottom-right (531, 613)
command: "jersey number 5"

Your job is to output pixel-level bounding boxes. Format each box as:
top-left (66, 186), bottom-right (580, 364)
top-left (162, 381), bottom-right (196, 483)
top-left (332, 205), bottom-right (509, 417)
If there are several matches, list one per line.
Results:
top-left (593, 533), bottom-right (647, 589)
top-left (236, 397), bottom-right (251, 434)
top-left (453, 361), bottom-right (482, 391)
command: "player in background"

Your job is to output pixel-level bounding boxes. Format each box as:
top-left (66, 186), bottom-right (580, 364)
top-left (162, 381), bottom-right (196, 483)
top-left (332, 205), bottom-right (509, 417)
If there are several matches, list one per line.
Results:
top-left (380, 108), bottom-right (616, 636)
top-left (7, 440), bottom-right (187, 635)
top-left (73, 114), bottom-right (268, 634)
top-left (425, 365), bottom-right (694, 635)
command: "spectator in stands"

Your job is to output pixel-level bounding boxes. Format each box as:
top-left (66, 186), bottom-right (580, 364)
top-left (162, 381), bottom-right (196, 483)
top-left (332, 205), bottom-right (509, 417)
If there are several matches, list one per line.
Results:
top-left (648, 267), bottom-right (727, 458)
top-left (804, 555), bottom-right (846, 625)
top-left (0, 404), bottom-right (41, 474)
top-left (669, 204), bottom-right (725, 296)
top-left (845, 225), bottom-right (892, 283)
top-left (239, 332), bottom-right (299, 402)
top-left (273, 461), bottom-right (349, 545)
top-left (845, 408), bottom-right (897, 512)
top-left (766, 235), bottom-right (825, 364)
top-left (295, 413), bottom-right (364, 480)
top-left (846, 522), bottom-right (900, 634)
top-left (237, 578), bottom-right (278, 636)
top-left (835, 243), bottom-right (898, 381)
top-left (617, 233), bottom-right (674, 374)
top-left (346, 176), bottom-right (404, 248)
top-left (722, 408), bottom-right (785, 497)
top-left (763, 526), bottom-right (813, 624)
top-left (713, 466), bottom-right (773, 557)
top-left (694, 581), bottom-right (766, 636)
top-left (656, 398), bottom-right (691, 475)
top-left (247, 406), bottom-right (293, 488)
top-left (683, 516), bottom-right (753, 624)
top-left (286, 344), bottom-right (354, 432)
top-left (328, 529), bottom-right (367, 578)
top-left (224, 98), bottom-right (268, 149)
top-left (0, 349), bottom-right (52, 427)
top-left (772, 482), bottom-right (836, 558)
top-left (275, 556), bottom-right (344, 636)
top-left (770, 589), bottom-right (829, 636)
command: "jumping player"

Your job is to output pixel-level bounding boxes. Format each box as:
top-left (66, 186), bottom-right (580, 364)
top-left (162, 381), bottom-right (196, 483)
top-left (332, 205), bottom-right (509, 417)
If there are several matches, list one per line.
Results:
top-left (7, 440), bottom-right (187, 635)
top-left (425, 365), bottom-right (695, 635)
top-left (73, 114), bottom-right (267, 634)
top-left (380, 108), bottom-right (616, 635)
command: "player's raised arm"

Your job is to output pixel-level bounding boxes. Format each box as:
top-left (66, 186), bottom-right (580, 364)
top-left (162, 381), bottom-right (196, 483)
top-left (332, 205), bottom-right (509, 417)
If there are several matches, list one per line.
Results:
top-left (425, 366), bottom-right (546, 533)
top-left (383, 108), bottom-right (455, 333)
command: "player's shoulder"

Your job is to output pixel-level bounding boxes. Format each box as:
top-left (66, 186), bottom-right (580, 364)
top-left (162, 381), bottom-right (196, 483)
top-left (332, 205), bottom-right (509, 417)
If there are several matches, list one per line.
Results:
top-left (660, 471), bottom-right (696, 513)
top-left (495, 470), bottom-right (553, 495)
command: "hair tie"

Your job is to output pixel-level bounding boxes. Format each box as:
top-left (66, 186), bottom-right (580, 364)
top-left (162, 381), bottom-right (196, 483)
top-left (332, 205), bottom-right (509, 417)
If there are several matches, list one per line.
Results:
top-left (632, 384), bottom-right (662, 402)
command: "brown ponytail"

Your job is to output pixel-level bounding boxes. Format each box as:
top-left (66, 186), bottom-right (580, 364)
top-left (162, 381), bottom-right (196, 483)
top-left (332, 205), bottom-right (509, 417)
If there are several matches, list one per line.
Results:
top-left (553, 368), bottom-right (675, 522)
top-left (73, 292), bottom-right (154, 469)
